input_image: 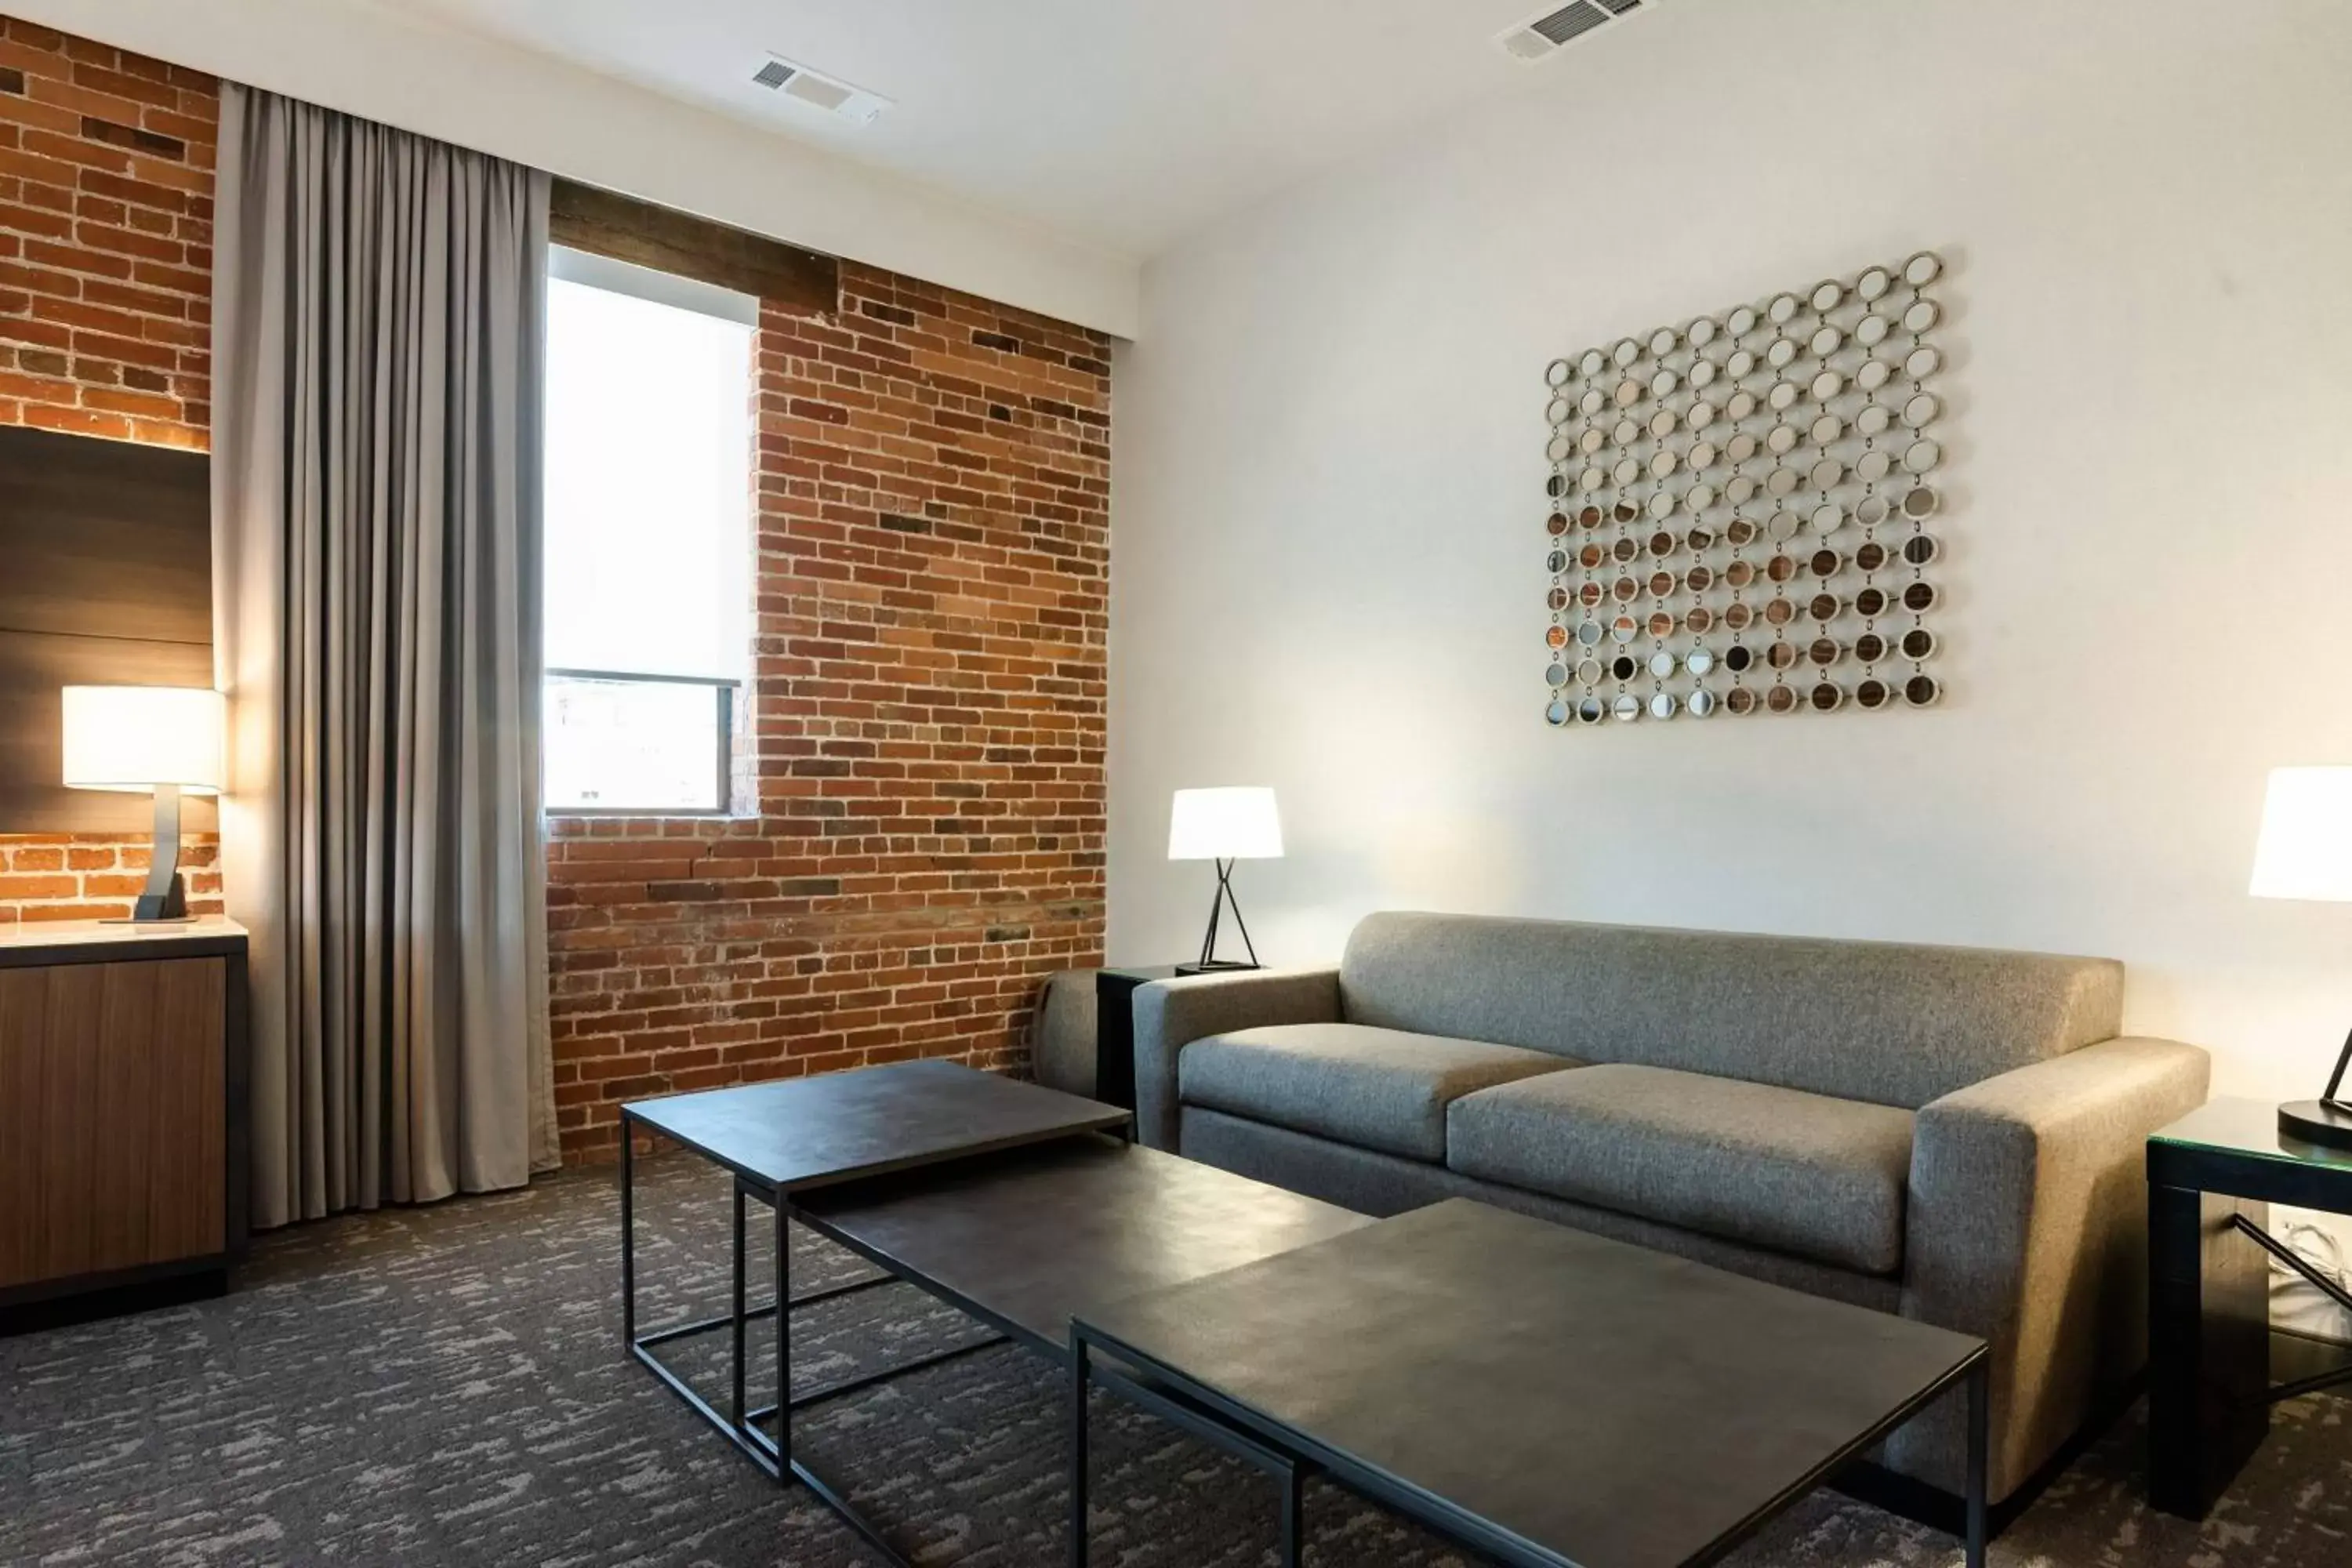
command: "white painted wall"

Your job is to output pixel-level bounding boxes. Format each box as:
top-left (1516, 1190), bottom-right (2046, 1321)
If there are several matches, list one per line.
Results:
top-left (1109, 0), bottom-right (2352, 1104)
top-left (13, 0), bottom-right (1138, 336)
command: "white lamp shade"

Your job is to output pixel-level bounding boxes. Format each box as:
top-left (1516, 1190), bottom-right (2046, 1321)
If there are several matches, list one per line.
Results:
top-left (2249, 766), bottom-right (2352, 901)
top-left (1167, 786), bottom-right (1283, 861)
top-left (61, 685), bottom-right (225, 794)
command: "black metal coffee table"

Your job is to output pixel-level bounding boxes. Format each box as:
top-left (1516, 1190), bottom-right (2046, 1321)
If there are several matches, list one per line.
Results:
top-left (1070, 1198), bottom-right (1991, 1568)
top-left (620, 1059), bottom-right (1370, 1564)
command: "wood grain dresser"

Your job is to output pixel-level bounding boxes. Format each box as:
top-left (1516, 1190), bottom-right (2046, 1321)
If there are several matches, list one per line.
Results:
top-left (0, 917), bottom-right (249, 1317)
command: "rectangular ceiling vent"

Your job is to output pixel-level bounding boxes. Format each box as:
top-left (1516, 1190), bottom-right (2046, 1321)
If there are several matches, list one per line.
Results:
top-left (1499, 0), bottom-right (1648, 62)
top-left (750, 53), bottom-right (892, 125)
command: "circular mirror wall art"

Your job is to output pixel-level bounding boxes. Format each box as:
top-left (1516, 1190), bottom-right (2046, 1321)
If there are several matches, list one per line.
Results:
top-left (1544, 251), bottom-right (1955, 725)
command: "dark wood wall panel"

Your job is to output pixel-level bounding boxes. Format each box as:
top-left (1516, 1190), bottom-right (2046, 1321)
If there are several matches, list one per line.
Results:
top-left (0, 426), bottom-right (213, 832)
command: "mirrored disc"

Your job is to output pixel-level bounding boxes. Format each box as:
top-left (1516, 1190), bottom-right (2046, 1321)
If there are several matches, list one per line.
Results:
top-left (1651, 368), bottom-right (1679, 397)
top-left (1728, 306), bottom-right (1759, 336)
top-left (1689, 358), bottom-right (1719, 390)
top-left (1903, 251), bottom-right (1944, 288)
top-left (1855, 314), bottom-right (1890, 347)
top-left (1902, 298), bottom-right (1941, 333)
top-left (1811, 369), bottom-right (1845, 401)
top-left (1613, 338), bottom-right (1642, 368)
top-left (1581, 349), bottom-right (1608, 378)
top-left (1690, 318), bottom-right (1719, 348)
top-left (1856, 359), bottom-right (1893, 392)
top-left (1857, 267), bottom-right (1893, 302)
top-left (1581, 387), bottom-right (1609, 415)
top-left (1857, 404), bottom-right (1893, 437)
top-left (1650, 691), bottom-right (1679, 721)
top-left (1688, 400), bottom-right (1718, 430)
top-left (1767, 338), bottom-right (1798, 369)
top-left (1810, 503), bottom-right (1843, 535)
top-left (1769, 380), bottom-right (1801, 412)
top-left (1727, 349), bottom-right (1758, 379)
top-left (1768, 293), bottom-right (1801, 325)
top-left (1903, 393), bottom-right (1941, 430)
top-left (1547, 434), bottom-right (1573, 463)
top-left (1810, 325), bottom-right (1843, 357)
top-left (1856, 449), bottom-right (1894, 483)
top-left (1546, 359), bottom-right (1573, 387)
top-left (1613, 694), bottom-right (1642, 721)
top-left (1903, 438), bottom-right (1944, 475)
top-left (1689, 688), bottom-right (1717, 717)
top-left (1650, 328), bottom-right (1679, 358)
top-left (1905, 345), bottom-right (1943, 379)
top-left (1810, 280), bottom-right (1844, 312)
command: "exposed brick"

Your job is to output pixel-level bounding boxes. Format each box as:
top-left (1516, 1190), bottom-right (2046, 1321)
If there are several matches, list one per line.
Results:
top-left (0, 24), bottom-right (209, 448)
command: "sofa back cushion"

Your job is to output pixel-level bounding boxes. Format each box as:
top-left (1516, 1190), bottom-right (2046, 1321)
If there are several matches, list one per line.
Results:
top-left (1338, 912), bottom-right (2123, 1109)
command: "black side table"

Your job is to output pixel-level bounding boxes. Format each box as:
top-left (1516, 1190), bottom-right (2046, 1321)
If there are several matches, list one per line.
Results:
top-left (2147, 1097), bottom-right (2352, 1518)
top-left (1094, 966), bottom-right (1181, 1111)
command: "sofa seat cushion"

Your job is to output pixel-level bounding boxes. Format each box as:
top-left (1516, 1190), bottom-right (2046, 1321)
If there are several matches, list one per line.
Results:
top-left (1180, 1023), bottom-right (1577, 1163)
top-left (1446, 1064), bottom-right (1915, 1274)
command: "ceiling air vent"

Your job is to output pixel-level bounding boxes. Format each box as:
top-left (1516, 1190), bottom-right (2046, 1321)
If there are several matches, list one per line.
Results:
top-left (749, 53), bottom-right (892, 125)
top-left (1499, 0), bottom-right (1650, 62)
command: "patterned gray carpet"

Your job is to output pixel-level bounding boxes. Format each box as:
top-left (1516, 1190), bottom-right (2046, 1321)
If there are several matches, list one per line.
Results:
top-left (3, 1156), bottom-right (2348, 1567)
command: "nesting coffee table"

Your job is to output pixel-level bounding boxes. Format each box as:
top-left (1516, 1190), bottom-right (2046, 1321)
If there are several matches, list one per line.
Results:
top-left (623, 1062), bottom-right (1989, 1568)
top-left (619, 1060), bottom-right (1370, 1563)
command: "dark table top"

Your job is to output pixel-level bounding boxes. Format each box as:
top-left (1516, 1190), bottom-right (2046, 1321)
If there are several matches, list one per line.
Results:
top-left (2152, 1096), bottom-right (2352, 1166)
top-left (2149, 1096), bottom-right (2352, 1203)
top-left (797, 1136), bottom-right (1373, 1358)
top-left (622, 1060), bottom-right (1131, 1196)
top-left (1074, 1198), bottom-right (1984, 1568)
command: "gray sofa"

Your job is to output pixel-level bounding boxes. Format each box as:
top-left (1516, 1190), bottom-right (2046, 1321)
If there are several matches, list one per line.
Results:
top-left (1131, 911), bottom-right (2209, 1505)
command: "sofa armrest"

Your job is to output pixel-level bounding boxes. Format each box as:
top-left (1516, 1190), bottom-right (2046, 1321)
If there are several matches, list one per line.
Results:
top-left (1894, 1036), bottom-right (2209, 1498)
top-left (1131, 967), bottom-right (1341, 1151)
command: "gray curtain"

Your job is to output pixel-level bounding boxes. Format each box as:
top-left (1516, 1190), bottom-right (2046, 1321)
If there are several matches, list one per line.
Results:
top-left (211, 82), bottom-right (559, 1230)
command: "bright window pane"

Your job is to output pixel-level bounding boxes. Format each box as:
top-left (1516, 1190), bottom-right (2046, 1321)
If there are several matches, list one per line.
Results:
top-left (542, 253), bottom-right (753, 814)
top-left (544, 675), bottom-right (722, 812)
top-left (544, 270), bottom-right (752, 681)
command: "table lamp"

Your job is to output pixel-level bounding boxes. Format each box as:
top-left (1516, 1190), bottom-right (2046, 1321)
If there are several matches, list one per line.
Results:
top-left (61, 684), bottom-right (225, 924)
top-left (2250, 765), bottom-right (2352, 1150)
top-left (1167, 786), bottom-right (1283, 975)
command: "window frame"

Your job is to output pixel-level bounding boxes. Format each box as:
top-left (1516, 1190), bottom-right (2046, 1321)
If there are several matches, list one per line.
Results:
top-left (543, 667), bottom-right (740, 818)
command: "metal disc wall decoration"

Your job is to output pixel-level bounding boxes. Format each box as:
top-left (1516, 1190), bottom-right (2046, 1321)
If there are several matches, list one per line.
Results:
top-left (1541, 253), bottom-right (1951, 724)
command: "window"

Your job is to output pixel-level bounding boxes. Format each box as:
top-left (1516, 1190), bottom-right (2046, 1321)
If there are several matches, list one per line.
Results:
top-left (542, 248), bottom-right (756, 813)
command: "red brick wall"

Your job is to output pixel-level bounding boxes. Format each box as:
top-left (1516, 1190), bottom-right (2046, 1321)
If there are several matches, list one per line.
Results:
top-left (0, 832), bottom-right (223, 925)
top-left (0, 15), bottom-right (213, 448)
top-left (546, 263), bottom-right (1111, 1159)
top-left (0, 17), bottom-right (220, 924)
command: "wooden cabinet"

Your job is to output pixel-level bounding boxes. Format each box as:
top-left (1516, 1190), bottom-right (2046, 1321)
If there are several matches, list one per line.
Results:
top-left (0, 920), bottom-right (247, 1308)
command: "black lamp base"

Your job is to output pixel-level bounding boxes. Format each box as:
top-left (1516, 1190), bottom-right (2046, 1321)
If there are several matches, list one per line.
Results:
top-left (2279, 1100), bottom-right (2352, 1153)
top-left (1174, 959), bottom-right (1261, 977)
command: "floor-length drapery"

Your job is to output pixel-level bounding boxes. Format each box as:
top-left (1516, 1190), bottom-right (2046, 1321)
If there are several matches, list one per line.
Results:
top-left (212, 82), bottom-right (558, 1229)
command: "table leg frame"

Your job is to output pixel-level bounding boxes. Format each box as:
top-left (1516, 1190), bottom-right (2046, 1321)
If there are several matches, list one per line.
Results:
top-left (619, 1120), bottom-right (1007, 1568)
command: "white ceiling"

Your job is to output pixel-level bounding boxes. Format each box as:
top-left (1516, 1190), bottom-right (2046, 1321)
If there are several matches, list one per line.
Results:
top-left (394, 0), bottom-right (1603, 258)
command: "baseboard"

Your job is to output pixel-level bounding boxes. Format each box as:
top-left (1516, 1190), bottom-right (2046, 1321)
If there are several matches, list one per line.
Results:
top-left (0, 1264), bottom-right (230, 1336)
top-left (1828, 1368), bottom-right (2148, 1541)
